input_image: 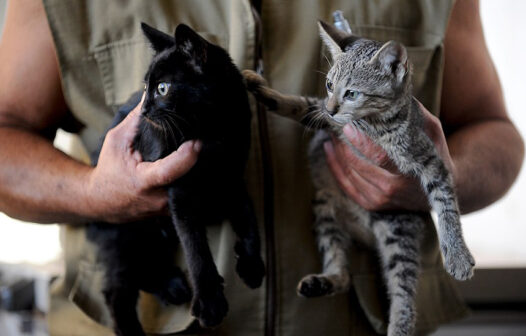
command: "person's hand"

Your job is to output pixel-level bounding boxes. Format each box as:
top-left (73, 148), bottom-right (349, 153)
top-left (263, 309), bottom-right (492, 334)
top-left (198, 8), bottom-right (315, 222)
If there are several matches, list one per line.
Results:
top-left (84, 96), bottom-right (201, 223)
top-left (324, 101), bottom-right (456, 212)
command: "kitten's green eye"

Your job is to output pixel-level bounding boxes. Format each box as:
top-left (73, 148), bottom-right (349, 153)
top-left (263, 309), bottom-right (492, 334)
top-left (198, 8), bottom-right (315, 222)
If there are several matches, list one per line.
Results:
top-left (157, 82), bottom-right (170, 96)
top-left (326, 80), bottom-right (334, 92)
top-left (343, 90), bottom-right (360, 101)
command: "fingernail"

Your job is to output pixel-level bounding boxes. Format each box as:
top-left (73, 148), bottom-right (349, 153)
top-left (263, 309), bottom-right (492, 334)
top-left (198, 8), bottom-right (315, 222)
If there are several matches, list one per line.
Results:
top-left (193, 140), bottom-right (202, 152)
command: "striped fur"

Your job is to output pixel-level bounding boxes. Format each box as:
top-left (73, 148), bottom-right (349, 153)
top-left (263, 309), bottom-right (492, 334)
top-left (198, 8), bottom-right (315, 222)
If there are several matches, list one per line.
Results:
top-left (242, 21), bottom-right (474, 336)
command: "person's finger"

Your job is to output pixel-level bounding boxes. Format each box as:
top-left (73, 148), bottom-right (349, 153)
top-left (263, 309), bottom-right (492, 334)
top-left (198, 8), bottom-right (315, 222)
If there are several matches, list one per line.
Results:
top-left (331, 136), bottom-right (399, 194)
top-left (111, 93), bottom-right (145, 146)
top-left (324, 141), bottom-right (374, 209)
top-left (137, 140), bottom-right (202, 188)
top-left (342, 123), bottom-right (392, 168)
top-left (331, 138), bottom-right (397, 209)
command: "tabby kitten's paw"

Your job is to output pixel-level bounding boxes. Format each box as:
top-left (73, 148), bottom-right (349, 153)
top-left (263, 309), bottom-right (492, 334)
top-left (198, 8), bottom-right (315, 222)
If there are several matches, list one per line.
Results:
top-left (241, 70), bottom-right (279, 110)
top-left (442, 243), bottom-right (475, 280)
top-left (297, 274), bottom-right (334, 297)
top-left (191, 281), bottom-right (229, 328)
top-left (234, 243), bottom-right (265, 289)
top-left (242, 69), bottom-right (268, 90)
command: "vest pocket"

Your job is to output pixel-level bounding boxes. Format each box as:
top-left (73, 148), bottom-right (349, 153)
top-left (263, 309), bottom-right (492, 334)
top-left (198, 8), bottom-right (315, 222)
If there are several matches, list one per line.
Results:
top-left (93, 32), bottom-right (224, 108)
top-left (359, 26), bottom-right (444, 114)
top-left (353, 269), bottom-right (469, 334)
top-left (69, 257), bottom-right (196, 334)
top-left (319, 26), bottom-right (444, 115)
top-left (93, 39), bottom-right (151, 108)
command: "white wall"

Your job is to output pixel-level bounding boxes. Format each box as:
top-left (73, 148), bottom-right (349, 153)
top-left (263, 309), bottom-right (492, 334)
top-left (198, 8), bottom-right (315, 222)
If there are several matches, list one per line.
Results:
top-left (462, 0), bottom-right (526, 267)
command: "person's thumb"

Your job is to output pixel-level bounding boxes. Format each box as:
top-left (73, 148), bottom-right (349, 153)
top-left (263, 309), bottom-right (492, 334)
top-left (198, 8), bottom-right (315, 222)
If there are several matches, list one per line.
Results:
top-left (136, 140), bottom-right (202, 188)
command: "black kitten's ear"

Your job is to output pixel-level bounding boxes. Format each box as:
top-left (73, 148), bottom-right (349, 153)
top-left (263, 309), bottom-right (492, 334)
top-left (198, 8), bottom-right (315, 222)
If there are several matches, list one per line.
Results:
top-left (175, 24), bottom-right (208, 68)
top-left (141, 22), bottom-right (175, 53)
top-left (369, 40), bottom-right (408, 84)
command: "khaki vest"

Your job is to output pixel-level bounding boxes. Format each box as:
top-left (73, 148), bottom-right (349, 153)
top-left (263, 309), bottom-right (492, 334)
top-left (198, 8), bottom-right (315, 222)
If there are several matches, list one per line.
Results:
top-left (43, 1), bottom-right (467, 335)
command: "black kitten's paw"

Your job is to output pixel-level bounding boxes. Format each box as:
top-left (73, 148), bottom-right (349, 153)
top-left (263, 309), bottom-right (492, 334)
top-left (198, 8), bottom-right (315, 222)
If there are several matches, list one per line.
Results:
top-left (235, 254), bottom-right (265, 289)
top-left (297, 274), bottom-right (334, 298)
top-left (160, 275), bottom-right (192, 305)
top-left (191, 284), bottom-right (229, 328)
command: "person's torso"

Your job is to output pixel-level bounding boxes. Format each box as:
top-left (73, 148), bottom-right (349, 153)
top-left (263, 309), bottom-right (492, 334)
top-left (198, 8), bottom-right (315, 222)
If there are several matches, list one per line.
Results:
top-left (43, 1), bottom-right (466, 335)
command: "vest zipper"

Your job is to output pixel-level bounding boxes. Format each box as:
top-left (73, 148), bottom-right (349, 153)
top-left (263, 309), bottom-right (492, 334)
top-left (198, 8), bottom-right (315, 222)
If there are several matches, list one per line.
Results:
top-left (250, 2), bottom-right (276, 336)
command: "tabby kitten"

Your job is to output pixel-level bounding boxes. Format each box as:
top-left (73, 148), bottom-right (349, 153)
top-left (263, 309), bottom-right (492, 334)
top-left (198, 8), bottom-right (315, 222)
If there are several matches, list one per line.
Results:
top-left (87, 23), bottom-right (265, 336)
top-left (243, 21), bottom-right (474, 336)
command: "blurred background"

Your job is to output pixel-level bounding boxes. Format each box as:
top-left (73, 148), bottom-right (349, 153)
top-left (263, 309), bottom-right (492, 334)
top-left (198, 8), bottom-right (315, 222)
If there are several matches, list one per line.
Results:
top-left (0, 0), bottom-right (525, 335)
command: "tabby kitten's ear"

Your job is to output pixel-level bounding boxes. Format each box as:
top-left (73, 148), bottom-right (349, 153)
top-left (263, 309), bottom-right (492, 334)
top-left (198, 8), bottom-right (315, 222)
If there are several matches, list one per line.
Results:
top-left (369, 41), bottom-right (409, 85)
top-left (141, 22), bottom-right (175, 53)
top-left (318, 20), bottom-right (349, 59)
top-left (175, 24), bottom-right (208, 69)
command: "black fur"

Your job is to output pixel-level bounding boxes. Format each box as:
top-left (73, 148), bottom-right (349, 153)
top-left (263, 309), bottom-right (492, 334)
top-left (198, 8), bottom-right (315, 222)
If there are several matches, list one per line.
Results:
top-left (87, 23), bottom-right (265, 335)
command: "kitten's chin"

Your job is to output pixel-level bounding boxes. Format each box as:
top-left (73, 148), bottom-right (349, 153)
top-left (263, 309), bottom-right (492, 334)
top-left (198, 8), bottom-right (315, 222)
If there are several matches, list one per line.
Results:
top-left (330, 115), bottom-right (347, 126)
top-left (331, 113), bottom-right (359, 125)
top-left (332, 110), bottom-right (380, 124)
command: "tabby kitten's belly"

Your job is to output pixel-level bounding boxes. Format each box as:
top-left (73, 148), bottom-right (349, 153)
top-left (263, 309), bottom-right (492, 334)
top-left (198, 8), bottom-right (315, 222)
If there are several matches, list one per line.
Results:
top-left (309, 130), bottom-right (376, 249)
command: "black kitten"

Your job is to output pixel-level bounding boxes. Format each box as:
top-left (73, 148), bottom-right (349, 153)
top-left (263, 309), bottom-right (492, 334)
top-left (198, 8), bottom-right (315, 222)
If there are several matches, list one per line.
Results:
top-left (87, 23), bottom-right (265, 336)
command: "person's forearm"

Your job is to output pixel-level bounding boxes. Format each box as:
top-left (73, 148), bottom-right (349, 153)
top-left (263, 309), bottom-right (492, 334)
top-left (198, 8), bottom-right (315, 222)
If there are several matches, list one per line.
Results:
top-left (448, 119), bottom-right (524, 214)
top-left (0, 105), bottom-right (201, 225)
top-left (0, 127), bottom-right (93, 224)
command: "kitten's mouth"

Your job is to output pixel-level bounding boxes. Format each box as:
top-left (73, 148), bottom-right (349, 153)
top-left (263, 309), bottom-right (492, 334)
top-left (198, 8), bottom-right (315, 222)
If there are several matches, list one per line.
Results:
top-left (322, 105), bottom-right (346, 127)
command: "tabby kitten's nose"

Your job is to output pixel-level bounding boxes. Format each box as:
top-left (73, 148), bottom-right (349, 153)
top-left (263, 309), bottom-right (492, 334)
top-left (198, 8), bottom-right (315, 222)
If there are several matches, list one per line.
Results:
top-left (326, 96), bottom-right (339, 115)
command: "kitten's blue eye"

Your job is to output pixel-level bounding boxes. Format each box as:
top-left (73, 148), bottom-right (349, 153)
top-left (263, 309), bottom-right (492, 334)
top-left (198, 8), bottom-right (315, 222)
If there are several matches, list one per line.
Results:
top-left (343, 90), bottom-right (360, 101)
top-left (157, 82), bottom-right (170, 96)
top-left (326, 80), bottom-right (334, 92)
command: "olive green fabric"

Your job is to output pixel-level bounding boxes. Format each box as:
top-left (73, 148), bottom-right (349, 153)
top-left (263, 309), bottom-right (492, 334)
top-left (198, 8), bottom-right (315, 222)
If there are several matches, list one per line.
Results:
top-left (43, 0), bottom-right (467, 335)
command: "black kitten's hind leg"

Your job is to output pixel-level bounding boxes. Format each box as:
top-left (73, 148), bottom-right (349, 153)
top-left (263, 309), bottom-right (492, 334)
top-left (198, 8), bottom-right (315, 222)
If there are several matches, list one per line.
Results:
top-left (103, 284), bottom-right (145, 336)
top-left (229, 181), bottom-right (265, 289)
top-left (168, 187), bottom-right (228, 328)
top-left (150, 266), bottom-right (192, 305)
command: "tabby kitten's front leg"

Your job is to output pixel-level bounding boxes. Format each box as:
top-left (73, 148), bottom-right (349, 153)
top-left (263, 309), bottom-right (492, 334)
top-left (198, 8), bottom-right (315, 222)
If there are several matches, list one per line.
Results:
top-left (414, 151), bottom-right (474, 280)
top-left (390, 134), bottom-right (475, 280)
top-left (242, 70), bottom-right (326, 129)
